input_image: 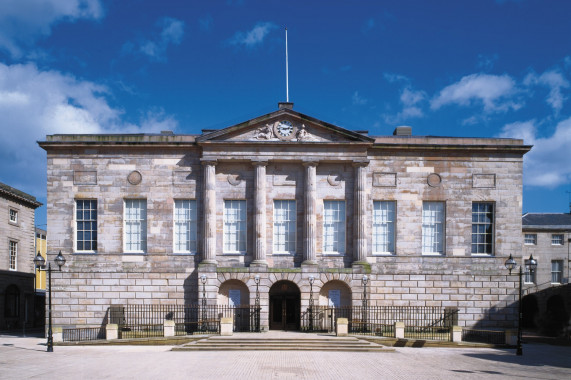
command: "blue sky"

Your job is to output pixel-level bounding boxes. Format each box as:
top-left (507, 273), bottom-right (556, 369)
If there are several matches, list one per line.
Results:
top-left (1, 0), bottom-right (571, 227)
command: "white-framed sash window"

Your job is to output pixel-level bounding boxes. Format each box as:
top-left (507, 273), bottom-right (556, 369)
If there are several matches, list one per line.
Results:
top-left (174, 200), bottom-right (197, 253)
top-left (373, 201), bottom-right (395, 254)
top-left (224, 200), bottom-right (247, 253)
top-left (422, 202), bottom-right (444, 255)
top-left (273, 200), bottom-right (296, 254)
top-left (323, 200), bottom-right (346, 254)
top-left (124, 199), bottom-right (147, 253)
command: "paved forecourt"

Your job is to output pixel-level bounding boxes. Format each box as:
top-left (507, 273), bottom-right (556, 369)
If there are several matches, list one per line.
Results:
top-left (1, 335), bottom-right (570, 380)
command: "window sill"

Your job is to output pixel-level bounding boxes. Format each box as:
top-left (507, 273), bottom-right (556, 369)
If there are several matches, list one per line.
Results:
top-left (74, 251), bottom-right (97, 255)
top-left (173, 252), bottom-right (197, 256)
top-left (470, 254), bottom-right (494, 257)
top-left (422, 253), bottom-right (444, 257)
top-left (123, 252), bottom-right (146, 255)
top-left (222, 252), bottom-right (246, 256)
top-left (272, 252), bottom-right (296, 256)
top-left (373, 253), bottom-right (395, 256)
top-left (322, 253), bottom-right (345, 256)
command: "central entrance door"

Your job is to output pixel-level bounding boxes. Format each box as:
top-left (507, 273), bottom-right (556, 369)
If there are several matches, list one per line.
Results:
top-left (269, 280), bottom-right (300, 331)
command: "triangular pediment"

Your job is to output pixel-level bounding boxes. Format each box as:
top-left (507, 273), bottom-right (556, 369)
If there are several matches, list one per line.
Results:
top-left (196, 108), bottom-right (374, 144)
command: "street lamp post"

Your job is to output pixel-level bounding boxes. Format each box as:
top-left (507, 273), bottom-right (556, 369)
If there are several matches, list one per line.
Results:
top-left (33, 250), bottom-right (66, 352)
top-left (200, 274), bottom-right (207, 332)
top-left (254, 275), bottom-right (260, 331)
top-left (308, 276), bottom-right (314, 331)
top-left (362, 275), bottom-right (368, 332)
top-left (504, 253), bottom-right (537, 356)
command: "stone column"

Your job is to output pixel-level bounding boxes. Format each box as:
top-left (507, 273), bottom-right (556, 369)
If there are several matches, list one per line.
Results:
top-left (252, 161), bottom-right (268, 265)
top-left (353, 161), bottom-right (369, 263)
top-left (202, 160), bottom-right (217, 264)
top-left (303, 162), bottom-right (318, 264)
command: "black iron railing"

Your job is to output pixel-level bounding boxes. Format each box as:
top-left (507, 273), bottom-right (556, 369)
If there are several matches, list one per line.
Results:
top-left (462, 328), bottom-right (506, 344)
top-left (301, 305), bottom-right (457, 340)
top-left (109, 304), bottom-right (261, 338)
top-left (62, 326), bottom-right (106, 342)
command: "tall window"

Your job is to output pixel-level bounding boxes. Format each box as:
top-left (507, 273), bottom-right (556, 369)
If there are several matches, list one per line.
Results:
top-left (323, 200), bottom-right (346, 254)
top-left (373, 201), bottom-right (395, 254)
top-left (76, 200), bottom-right (97, 251)
top-left (422, 202), bottom-right (444, 255)
top-left (273, 200), bottom-right (296, 253)
top-left (472, 202), bottom-right (494, 255)
top-left (9, 209), bottom-right (17, 223)
top-left (524, 234), bottom-right (537, 245)
top-left (524, 265), bottom-right (536, 284)
top-left (174, 200), bottom-right (197, 253)
top-left (224, 200), bottom-right (247, 253)
top-left (9, 241), bottom-right (17, 270)
top-left (551, 260), bottom-right (563, 284)
top-left (551, 234), bottom-right (564, 245)
top-left (124, 199), bottom-right (147, 252)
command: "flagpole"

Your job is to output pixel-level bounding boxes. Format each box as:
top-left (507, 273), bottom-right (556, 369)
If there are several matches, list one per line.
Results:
top-left (285, 27), bottom-right (289, 102)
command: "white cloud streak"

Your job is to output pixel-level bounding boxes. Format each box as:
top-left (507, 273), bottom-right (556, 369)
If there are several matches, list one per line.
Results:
top-left (0, 0), bottom-right (103, 58)
top-left (499, 118), bottom-right (571, 188)
top-left (228, 22), bottom-right (277, 48)
top-left (523, 69), bottom-right (569, 112)
top-left (125, 17), bottom-right (185, 62)
top-left (0, 62), bottom-right (177, 199)
top-left (431, 73), bottom-right (520, 112)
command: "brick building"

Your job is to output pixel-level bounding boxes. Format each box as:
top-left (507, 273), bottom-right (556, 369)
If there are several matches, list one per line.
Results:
top-left (0, 182), bottom-right (42, 330)
top-left (39, 103), bottom-right (531, 331)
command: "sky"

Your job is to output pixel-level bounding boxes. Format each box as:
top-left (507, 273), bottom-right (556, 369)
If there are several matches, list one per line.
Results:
top-left (1, 0), bottom-right (571, 227)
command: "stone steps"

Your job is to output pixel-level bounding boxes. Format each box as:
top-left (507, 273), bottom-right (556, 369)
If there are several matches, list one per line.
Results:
top-left (172, 335), bottom-right (395, 352)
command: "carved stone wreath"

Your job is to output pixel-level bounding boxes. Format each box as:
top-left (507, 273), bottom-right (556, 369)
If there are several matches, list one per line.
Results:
top-left (427, 173), bottom-right (442, 187)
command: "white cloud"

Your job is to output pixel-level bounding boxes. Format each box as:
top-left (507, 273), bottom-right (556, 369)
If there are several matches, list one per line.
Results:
top-left (431, 73), bottom-right (520, 112)
top-left (382, 73), bottom-right (427, 124)
top-left (523, 69), bottom-right (569, 112)
top-left (0, 62), bottom-right (177, 200)
top-left (228, 22), bottom-right (277, 48)
top-left (499, 118), bottom-right (571, 188)
top-left (0, 0), bottom-right (103, 58)
top-left (352, 91), bottom-right (367, 105)
top-left (125, 17), bottom-right (185, 62)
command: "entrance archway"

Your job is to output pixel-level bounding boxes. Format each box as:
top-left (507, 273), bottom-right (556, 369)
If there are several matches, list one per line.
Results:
top-left (269, 280), bottom-right (300, 331)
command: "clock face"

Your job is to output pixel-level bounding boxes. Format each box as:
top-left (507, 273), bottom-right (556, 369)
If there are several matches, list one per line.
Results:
top-left (277, 120), bottom-right (294, 137)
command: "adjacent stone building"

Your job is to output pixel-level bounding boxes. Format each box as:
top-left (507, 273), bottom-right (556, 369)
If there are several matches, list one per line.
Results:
top-left (39, 103), bottom-right (531, 331)
top-left (0, 182), bottom-right (42, 330)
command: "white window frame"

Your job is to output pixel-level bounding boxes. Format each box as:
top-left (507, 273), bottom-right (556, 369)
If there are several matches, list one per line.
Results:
top-left (9, 208), bottom-right (18, 224)
top-left (173, 199), bottom-right (198, 254)
top-left (422, 201), bottom-right (445, 255)
top-left (273, 200), bottom-right (297, 254)
top-left (75, 199), bottom-right (97, 253)
top-left (551, 234), bottom-right (564, 245)
top-left (223, 200), bottom-right (247, 254)
top-left (551, 260), bottom-right (563, 284)
top-left (524, 266), bottom-right (536, 284)
top-left (372, 201), bottom-right (396, 255)
top-left (323, 200), bottom-right (346, 255)
top-left (524, 234), bottom-right (537, 245)
top-left (471, 202), bottom-right (495, 255)
top-left (124, 199), bottom-right (147, 253)
top-left (9, 240), bottom-right (17, 270)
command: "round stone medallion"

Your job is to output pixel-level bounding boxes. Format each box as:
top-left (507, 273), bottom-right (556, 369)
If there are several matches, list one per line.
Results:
top-left (427, 173), bottom-right (442, 187)
top-left (127, 170), bottom-right (142, 185)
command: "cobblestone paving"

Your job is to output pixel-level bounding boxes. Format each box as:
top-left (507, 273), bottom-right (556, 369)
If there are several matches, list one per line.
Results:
top-left (1, 335), bottom-right (570, 380)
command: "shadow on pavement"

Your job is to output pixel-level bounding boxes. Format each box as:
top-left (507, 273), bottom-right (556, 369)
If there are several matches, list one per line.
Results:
top-left (461, 345), bottom-right (571, 370)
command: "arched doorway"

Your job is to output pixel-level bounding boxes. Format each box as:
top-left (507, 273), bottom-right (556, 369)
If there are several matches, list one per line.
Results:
top-left (218, 280), bottom-right (250, 332)
top-left (522, 294), bottom-right (538, 329)
top-left (269, 280), bottom-right (300, 331)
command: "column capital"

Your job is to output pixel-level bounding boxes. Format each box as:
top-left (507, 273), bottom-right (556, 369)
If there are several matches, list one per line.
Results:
top-left (251, 160), bottom-right (269, 167)
top-left (201, 159), bottom-right (218, 166)
top-left (352, 160), bottom-right (370, 167)
top-left (302, 161), bottom-right (319, 168)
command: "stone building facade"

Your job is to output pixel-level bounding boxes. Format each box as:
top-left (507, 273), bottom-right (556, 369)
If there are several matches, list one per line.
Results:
top-left (0, 182), bottom-right (42, 329)
top-left (39, 103), bottom-right (531, 331)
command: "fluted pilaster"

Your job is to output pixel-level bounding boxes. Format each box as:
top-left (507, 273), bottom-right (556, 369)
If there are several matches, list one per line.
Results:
top-left (252, 161), bottom-right (268, 264)
top-left (202, 160), bottom-right (217, 264)
top-left (353, 161), bottom-right (369, 262)
top-left (303, 162), bottom-right (318, 264)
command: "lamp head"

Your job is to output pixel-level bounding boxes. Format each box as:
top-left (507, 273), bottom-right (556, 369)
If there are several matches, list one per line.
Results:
top-left (200, 274), bottom-right (207, 284)
top-left (526, 254), bottom-right (538, 273)
top-left (54, 251), bottom-right (66, 270)
top-left (309, 276), bottom-right (314, 285)
top-left (362, 275), bottom-right (368, 285)
top-left (504, 254), bottom-right (517, 275)
top-left (254, 275), bottom-right (260, 284)
top-left (33, 251), bottom-right (45, 269)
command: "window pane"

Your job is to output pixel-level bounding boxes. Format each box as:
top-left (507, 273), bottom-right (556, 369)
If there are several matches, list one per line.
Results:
top-left (323, 201), bottom-right (346, 253)
top-left (373, 201), bottom-right (395, 254)
top-left (471, 202), bottom-right (494, 255)
top-left (76, 200), bottom-right (97, 252)
top-left (174, 200), bottom-right (197, 253)
top-left (124, 199), bottom-right (147, 252)
top-left (273, 200), bottom-right (296, 253)
top-left (224, 200), bottom-right (247, 253)
top-left (422, 202), bottom-right (444, 254)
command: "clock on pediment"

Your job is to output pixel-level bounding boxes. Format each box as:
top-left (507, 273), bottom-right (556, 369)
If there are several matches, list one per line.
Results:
top-left (273, 120), bottom-right (296, 140)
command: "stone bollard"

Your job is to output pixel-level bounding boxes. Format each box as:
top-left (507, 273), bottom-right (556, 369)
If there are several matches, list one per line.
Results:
top-left (52, 327), bottom-right (63, 343)
top-left (164, 320), bottom-right (175, 337)
top-left (336, 318), bottom-right (349, 337)
top-left (106, 323), bottom-right (118, 340)
top-left (395, 322), bottom-right (405, 339)
top-left (451, 326), bottom-right (463, 342)
top-left (220, 317), bottom-right (233, 336)
top-left (505, 329), bottom-right (517, 346)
